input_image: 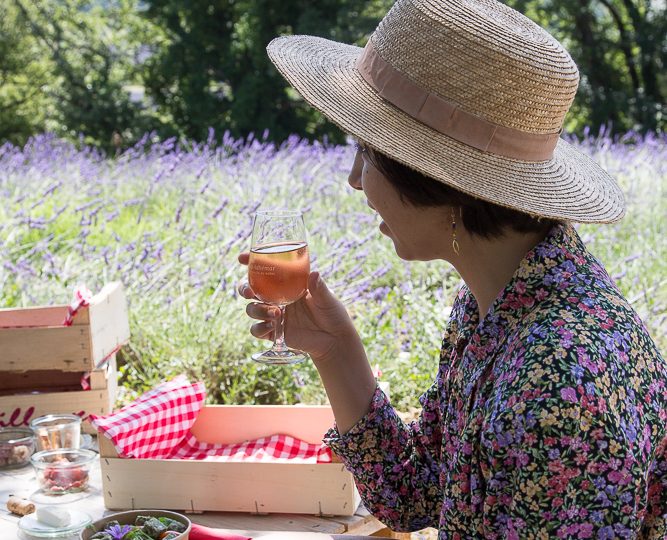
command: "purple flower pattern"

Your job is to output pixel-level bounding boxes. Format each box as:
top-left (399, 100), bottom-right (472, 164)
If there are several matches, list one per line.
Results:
top-left (325, 224), bottom-right (667, 539)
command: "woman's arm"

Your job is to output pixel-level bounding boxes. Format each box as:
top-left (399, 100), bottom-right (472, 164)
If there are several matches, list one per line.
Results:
top-left (325, 381), bottom-right (444, 532)
top-left (240, 258), bottom-right (443, 529)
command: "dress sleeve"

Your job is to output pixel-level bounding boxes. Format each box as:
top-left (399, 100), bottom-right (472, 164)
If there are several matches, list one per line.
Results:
top-left (323, 381), bottom-right (443, 532)
top-left (481, 397), bottom-right (648, 538)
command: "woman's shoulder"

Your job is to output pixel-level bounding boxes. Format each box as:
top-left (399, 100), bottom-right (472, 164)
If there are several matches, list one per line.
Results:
top-left (490, 295), bottom-right (667, 430)
top-left (511, 281), bottom-right (663, 369)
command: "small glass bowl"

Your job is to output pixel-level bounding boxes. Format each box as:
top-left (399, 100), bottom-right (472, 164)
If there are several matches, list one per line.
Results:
top-left (31, 448), bottom-right (96, 495)
top-left (30, 414), bottom-right (82, 451)
top-left (0, 427), bottom-right (35, 469)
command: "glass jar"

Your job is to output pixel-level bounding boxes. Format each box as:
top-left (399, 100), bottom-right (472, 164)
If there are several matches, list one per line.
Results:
top-left (30, 414), bottom-right (82, 451)
top-left (0, 427), bottom-right (35, 469)
top-left (31, 448), bottom-right (96, 495)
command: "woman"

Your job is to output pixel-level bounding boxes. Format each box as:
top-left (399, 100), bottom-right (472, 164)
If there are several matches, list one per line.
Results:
top-left (239, 0), bottom-right (667, 537)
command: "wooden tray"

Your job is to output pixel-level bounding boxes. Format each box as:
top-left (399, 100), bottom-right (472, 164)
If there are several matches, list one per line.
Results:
top-left (99, 405), bottom-right (361, 516)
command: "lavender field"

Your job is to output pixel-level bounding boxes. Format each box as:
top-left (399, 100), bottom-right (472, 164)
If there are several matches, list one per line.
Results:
top-left (1, 131), bottom-right (665, 410)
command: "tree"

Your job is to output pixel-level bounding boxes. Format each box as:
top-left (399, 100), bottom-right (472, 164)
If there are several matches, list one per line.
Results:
top-left (1, 0), bottom-right (663, 149)
top-left (11, 0), bottom-right (162, 151)
top-left (141, 0), bottom-right (392, 143)
top-left (0, 3), bottom-right (51, 145)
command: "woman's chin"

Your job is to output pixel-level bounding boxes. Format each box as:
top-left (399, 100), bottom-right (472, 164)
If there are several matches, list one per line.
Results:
top-left (379, 221), bottom-right (412, 260)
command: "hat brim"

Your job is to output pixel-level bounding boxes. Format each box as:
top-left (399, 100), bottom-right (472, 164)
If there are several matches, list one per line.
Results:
top-left (267, 35), bottom-right (625, 223)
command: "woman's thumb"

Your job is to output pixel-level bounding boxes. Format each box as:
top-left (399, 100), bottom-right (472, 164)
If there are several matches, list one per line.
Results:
top-left (308, 271), bottom-right (336, 305)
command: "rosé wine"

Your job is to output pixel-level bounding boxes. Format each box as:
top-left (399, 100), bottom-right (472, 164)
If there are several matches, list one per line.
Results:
top-left (248, 242), bottom-right (309, 305)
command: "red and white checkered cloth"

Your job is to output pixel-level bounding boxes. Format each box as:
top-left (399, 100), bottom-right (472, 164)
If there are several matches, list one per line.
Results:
top-left (171, 432), bottom-right (331, 463)
top-left (90, 375), bottom-right (206, 459)
top-left (90, 375), bottom-right (332, 463)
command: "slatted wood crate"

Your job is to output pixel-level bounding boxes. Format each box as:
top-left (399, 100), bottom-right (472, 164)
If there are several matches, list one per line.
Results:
top-left (99, 405), bottom-right (361, 516)
top-left (0, 282), bottom-right (130, 433)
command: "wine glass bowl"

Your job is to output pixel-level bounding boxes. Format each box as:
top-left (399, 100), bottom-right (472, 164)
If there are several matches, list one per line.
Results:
top-left (248, 210), bottom-right (310, 365)
top-left (248, 242), bottom-right (309, 306)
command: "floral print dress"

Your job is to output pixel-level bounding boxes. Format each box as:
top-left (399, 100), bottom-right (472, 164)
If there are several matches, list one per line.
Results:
top-left (324, 224), bottom-right (667, 539)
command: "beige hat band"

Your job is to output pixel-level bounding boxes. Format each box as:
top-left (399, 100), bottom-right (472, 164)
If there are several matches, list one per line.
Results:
top-left (357, 40), bottom-right (562, 161)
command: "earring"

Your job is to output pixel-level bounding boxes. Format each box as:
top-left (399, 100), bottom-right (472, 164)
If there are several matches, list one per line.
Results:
top-left (451, 208), bottom-right (460, 255)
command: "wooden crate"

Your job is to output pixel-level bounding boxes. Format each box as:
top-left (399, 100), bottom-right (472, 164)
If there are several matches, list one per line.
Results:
top-left (0, 282), bottom-right (129, 432)
top-left (99, 405), bottom-right (361, 516)
top-left (0, 355), bottom-right (118, 433)
top-left (0, 282), bottom-right (129, 372)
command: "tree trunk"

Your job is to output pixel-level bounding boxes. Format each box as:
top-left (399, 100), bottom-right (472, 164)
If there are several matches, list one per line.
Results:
top-left (570, 1), bottom-right (623, 130)
top-left (618, 0), bottom-right (665, 116)
top-left (596, 0), bottom-right (641, 93)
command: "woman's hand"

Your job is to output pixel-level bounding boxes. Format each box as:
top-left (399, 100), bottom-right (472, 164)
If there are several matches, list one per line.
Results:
top-left (237, 252), bottom-right (361, 365)
top-left (238, 251), bottom-right (377, 433)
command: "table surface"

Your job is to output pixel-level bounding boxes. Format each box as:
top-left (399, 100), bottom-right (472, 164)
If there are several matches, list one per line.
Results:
top-left (0, 453), bottom-right (395, 540)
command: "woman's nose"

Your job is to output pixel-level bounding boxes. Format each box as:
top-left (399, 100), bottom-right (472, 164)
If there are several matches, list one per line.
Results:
top-left (348, 150), bottom-right (364, 191)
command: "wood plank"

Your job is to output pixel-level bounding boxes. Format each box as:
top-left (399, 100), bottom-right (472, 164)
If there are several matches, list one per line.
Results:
top-left (0, 326), bottom-right (91, 371)
top-left (191, 405), bottom-right (336, 445)
top-left (101, 458), bottom-right (358, 516)
top-left (326, 508), bottom-right (380, 535)
top-left (351, 523), bottom-right (394, 536)
top-left (0, 360), bottom-right (113, 395)
top-left (87, 282), bottom-right (130, 366)
top-left (90, 355), bottom-right (116, 390)
top-left (98, 432), bottom-right (120, 457)
top-left (188, 512), bottom-right (346, 535)
top-left (0, 305), bottom-right (89, 327)
top-left (0, 387), bottom-right (113, 434)
top-left (0, 370), bottom-right (83, 394)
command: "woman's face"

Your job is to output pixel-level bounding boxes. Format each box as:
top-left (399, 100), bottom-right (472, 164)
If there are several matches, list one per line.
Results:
top-left (348, 147), bottom-right (451, 261)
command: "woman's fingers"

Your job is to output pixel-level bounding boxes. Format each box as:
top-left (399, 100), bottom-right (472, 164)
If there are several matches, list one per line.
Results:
top-left (239, 251), bottom-right (273, 340)
top-left (250, 321), bottom-right (274, 339)
top-left (237, 281), bottom-right (257, 300)
top-left (237, 253), bottom-right (255, 298)
top-left (246, 302), bottom-right (278, 321)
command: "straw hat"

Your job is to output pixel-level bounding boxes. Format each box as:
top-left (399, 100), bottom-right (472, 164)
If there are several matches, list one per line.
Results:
top-left (267, 0), bottom-right (625, 223)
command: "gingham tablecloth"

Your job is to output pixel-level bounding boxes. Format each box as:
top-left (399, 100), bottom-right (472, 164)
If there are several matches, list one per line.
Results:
top-left (90, 375), bottom-right (331, 463)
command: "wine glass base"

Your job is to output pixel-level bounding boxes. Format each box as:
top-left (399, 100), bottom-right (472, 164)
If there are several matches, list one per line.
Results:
top-left (251, 348), bottom-right (309, 365)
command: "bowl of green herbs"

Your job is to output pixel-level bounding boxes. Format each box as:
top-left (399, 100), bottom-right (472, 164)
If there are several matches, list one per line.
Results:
top-left (80, 509), bottom-right (191, 540)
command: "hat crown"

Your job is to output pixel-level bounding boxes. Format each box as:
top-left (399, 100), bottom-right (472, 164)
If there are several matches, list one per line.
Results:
top-left (371, 0), bottom-right (580, 134)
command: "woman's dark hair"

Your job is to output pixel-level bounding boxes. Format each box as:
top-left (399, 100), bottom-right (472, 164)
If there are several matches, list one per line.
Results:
top-left (365, 147), bottom-right (562, 239)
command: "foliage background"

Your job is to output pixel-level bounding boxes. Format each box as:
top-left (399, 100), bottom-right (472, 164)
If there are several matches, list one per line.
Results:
top-left (0, 132), bottom-right (664, 409)
top-left (1, 0), bottom-right (665, 150)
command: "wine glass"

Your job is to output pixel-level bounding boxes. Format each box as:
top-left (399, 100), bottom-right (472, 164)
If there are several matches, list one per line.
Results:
top-left (248, 209), bottom-right (310, 365)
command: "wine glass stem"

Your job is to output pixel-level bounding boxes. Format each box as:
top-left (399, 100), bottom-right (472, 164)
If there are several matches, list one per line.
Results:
top-left (272, 305), bottom-right (288, 353)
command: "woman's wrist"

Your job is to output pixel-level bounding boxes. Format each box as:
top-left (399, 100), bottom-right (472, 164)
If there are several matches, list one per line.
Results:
top-left (311, 330), bottom-right (366, 368)
top-left (312, 333), bottom-right (377, 435)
